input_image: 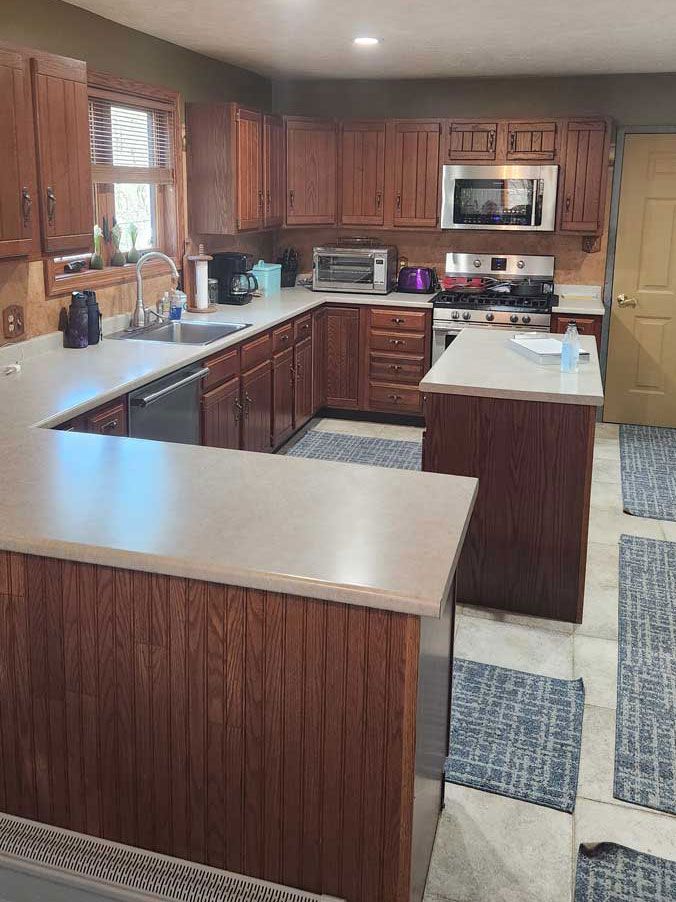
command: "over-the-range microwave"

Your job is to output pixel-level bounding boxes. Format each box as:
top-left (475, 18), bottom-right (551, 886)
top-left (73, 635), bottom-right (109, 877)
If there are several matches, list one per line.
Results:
top-left (440, 164), bottom-right (559, 231)
top-left (312, 245), bottom-right (398, 294)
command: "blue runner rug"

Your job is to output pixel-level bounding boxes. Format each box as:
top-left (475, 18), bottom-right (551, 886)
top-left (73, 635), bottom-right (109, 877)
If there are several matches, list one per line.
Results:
top-left (445, 658), bottom-right (585, 813)
top-left (285, 429), bottom-right (422, 470)
top-left (620, 425), bottom-right (676, 521)
top-left (615, 535), bottom-right (676, 814)
top-left (575, 843), bottom-right (676, 901)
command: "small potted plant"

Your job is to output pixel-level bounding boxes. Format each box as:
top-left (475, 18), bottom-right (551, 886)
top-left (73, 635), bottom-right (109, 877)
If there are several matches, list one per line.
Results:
top-left (126, 222), bottom-right (141, 264)
top-left (90, 224), bottom-right (104, 270)
top-left (110, 221), bottom-right (126, 266)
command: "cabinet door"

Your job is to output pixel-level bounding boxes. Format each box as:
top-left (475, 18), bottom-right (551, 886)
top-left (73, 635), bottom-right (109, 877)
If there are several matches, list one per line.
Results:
top-left (506, 121), bottom-right (558, 160)
top-left (560, 120), bottom-right (608, 233)
top-left (446, 121), bottom-right (497, 161)
top-left (313, 307), bottom-right (327, 411)
top-left (263, 113), bottom-right (284, 228)
top-left (325, 307), bottom-right (361, 408)
top-left (242, 360), bottom-right (272, 452)
top-left (286, 117), bottom-right (337, 225)
top-left (86, 399), bottom-right (128, 436)
top-left (272, 347), bottom-right (294, 448)
top-left (201, 376), bottom-right (241, 450)
top-left (31, 54), bottom-right (93, 253)
top-left (294, 336), bottom-right (313, 429)
top-left (392, 121), bottom-right (441, 228)
top-left (0, 49), bottom-right (36, 258)
top-left (237, 107), bottom-right (263, 231)
top-left (551, 313), bottom-right (603, 353)
top-left (340, 120), bottom-right (385, 225)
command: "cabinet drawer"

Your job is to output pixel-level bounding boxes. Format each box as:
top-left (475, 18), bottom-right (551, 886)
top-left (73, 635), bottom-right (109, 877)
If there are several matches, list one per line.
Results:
top-left (86, 400), bottom-right (127, 436)
top-left (241, 332), bottom-right (272, 371)
top-left (294, 313), bottom-right (312, 342)
top-left (369, 330), bottom-right (427, 355)
top-left (370, 308), bottom-right (427, 333)
top-left (272, 322), bottom-right (293, 353)
top-left (369, 382), bottom-right (422, 414)
top-left (202, 345), bottom-right (240, 391)
top-left (369, 353), bottom-right (425, 384)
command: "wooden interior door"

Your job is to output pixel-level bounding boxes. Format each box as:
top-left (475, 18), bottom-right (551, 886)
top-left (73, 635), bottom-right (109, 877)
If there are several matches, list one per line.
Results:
top-left (325, 307), bottom-right (361, 408)
top-left (0, 48), bottom-right (36, 258)
top-left (285, 117), bottom-right (337, 225)
top-left (31, 54), bottom-right (93, 253)
top-left (202, 377), bottom-right (242, 449)
top-left (605, 134), bottom-right (676, 427)
top-left (242, 360), bottom-right (272, 452)
top-left (340, 121), bottom-right (385, 225)
top-left (559, 120), bottom-right (609, 233)
top-left (237, 107), bottom-right (263, 231)
top-left (391, 121), bottom-right (440, 228)
top-left (263, 113), bottom-right (284, 228)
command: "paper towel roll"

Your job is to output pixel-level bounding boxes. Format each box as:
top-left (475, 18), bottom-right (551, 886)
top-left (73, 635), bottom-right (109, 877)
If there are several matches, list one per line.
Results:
top-left (194, 258), bottom-right (209, 309)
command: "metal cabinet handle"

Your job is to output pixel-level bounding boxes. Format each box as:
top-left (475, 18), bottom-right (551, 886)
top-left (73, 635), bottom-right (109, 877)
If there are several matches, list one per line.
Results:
top-left (100, 419), bottom-right (118, 432)
top-left (258, 190), bottom-right (264, 210)
top-left (617, 294), bottom-right (637, 308)
top-left (244, 392), bottom-right (253, 416)
top-left (266, 190), bottom-right (271, 211)
top-left (391, 317), bottom-right (405, 324)
top-left (389, 364), bottom-right (402, 372)
top-left (488, 129), bottom-right (496, 151)
top-left (46, 186), bottom-right (56, 226)
top-left (376, 191), bottom-right (382, 208)
top-left (290, 364), bottom-right (296, 383)
top-left (21, 187), bottom-right (32, 227)
top-left (289, 190), bottom-right (295, 209)
top-left (233, 398), bottom-right (243, 423)
top-left (565, 196), bottom-right (571, 212)
top-left (509, 132), bottom-right (516, 153)
top-left (395, 193), bottom-right (401, 210)
top-left (389, 338), bottom-right (404, 346)
top-left (388, 394), bottom-right (402, 402)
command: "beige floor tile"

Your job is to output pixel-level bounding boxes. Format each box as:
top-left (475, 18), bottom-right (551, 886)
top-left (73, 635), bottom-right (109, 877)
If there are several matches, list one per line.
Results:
top-left (573, 635), bottom-right (617, 709)
top-left (454, 616), bottom-right (574, 678)
top-left (585, 542), bottom-right (619, 588)
top-left (592, 455), bottom-right (621, 486)
top-left (575, 798), bottom-right (676, 861)
top-left (593, 441), bottom-right (620, 464)
top-left (590, 479), bottom-right (623, 514)
top-left (596, 423), bottom-right (620, 441)
top-left (312, 417), bottom-right (385, 439)
top-left (425, 785), bottom-right (573, 902)
top-left (587, 508), bottom-right (665, 546)
top-left (579, 543), bottom-right (619, 641)
top-left (378, 423), bottom-right (424, 442)
top-left (456, 603), bottom-right (574, 635)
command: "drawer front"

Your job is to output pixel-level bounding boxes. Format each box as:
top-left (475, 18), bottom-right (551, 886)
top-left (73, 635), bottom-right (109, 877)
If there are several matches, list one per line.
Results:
top-left (202, 345), bottom-right (240, 391)
top-left (241, 331), bottom-right (272, 372)
top-left (86, 400), bottom-right (128, 436)
top-left (369, 330), bottom-right (427, 355)
top-left (369, 353), bottom-right (425, 385)
top-left (272, 322), bottom-right (294, 353)
top-left (370, 308), bottom-right (428, 333)
top-left (369, 382), bottom-right (422, 414)
top-left (294, 313), bottom-right (312, 342)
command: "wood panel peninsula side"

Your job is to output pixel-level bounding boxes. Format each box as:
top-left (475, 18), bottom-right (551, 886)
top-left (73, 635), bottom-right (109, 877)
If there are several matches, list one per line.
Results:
top-left (421, 329), bottom-right (604, 624)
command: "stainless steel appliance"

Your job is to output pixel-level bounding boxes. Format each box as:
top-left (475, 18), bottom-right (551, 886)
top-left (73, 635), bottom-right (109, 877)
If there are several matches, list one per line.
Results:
top-left (128, 364), bottom-right (210, 445)
top-left (440, 164), bottom-right (559, 231)
top-left (312, 245), bottom-right (397, 294)
top-left (431, 253), bottom-right (556, 364)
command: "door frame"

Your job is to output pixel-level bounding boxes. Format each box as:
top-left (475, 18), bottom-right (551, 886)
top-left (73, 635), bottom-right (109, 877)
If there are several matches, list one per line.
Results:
top-left (601, 126), bottom-right (676, 409)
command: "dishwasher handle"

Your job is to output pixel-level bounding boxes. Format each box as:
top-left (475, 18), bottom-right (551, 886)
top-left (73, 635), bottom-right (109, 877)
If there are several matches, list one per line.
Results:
top-left (131, 367), bottom-right (210, 407)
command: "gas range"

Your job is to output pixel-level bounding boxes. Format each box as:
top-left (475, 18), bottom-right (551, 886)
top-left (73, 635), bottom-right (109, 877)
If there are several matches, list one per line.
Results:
top-left (431, 253), bottom-right (557, 363)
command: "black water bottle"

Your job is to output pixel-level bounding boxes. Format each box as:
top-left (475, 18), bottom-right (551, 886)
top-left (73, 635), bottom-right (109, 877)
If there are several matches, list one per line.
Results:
top-left (84, 290), bottom-right (102, 345)
top-left (64, 292), bottom-right (89, 348)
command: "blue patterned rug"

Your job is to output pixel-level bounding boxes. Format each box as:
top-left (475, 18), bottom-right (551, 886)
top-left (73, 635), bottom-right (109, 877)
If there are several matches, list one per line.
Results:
top-left (615, 535), bottom-right (676, 814)
top-left (620, 425), bottom-right (676, 521)
top-left (445, 658), bottom-right (585, 813)
top-left (575, 843), bottom-right (676, 901)
top-left (285, 429), bottom-right (422, 470)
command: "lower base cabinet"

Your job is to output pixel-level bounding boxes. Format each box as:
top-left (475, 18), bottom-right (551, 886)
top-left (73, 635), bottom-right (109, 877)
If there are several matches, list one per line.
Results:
top-left (325, 306), bottom-right (361, 408)
top-left (551, 312), bottom-right (603, 353)
top-left (273, 346), bottom-right (295, 447)
top-left (242, 359), bottom-right (273, 452)
top-left (294, 336), bottom-right (313, 428)
top-left (201, 375), bottom-right (241, 450)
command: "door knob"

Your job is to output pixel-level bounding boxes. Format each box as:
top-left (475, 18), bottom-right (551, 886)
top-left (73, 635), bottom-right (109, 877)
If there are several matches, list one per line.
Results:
top-left (616, 294), bottom-right (637, 308)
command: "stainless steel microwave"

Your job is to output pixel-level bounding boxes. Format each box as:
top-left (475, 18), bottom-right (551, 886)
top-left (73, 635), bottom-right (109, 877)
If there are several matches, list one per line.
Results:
top-left (440, 164), bottom-right (559, 231)
top-left (312, 245), bottom-right (398, 294)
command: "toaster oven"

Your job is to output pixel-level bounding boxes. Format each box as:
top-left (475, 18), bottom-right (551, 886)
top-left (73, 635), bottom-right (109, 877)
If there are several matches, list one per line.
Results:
top-left (312, 245), bottom-right (398, 294)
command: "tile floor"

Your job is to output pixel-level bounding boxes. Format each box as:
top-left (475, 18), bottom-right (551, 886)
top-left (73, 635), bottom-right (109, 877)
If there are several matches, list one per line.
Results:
top-left (314, 418), bottom-right (676, 902)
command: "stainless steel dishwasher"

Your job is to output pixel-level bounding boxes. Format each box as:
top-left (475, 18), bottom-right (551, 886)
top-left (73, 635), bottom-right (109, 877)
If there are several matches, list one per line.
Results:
top-left (128, 363), bottom-right (210, 445)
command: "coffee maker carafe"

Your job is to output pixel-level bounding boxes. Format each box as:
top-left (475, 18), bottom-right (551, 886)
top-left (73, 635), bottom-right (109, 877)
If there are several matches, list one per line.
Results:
top-left (208, 252), bottom-right (258, 305)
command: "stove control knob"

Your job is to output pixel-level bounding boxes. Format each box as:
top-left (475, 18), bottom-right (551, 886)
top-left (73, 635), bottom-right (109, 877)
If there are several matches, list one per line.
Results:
top-left (510, 314), bottom-right (519, 324)
top-left (462, 311), bottom-right (472, 321)
top-left (517, 259), bottom-right (525, 269)
top-left (451, 310), bottom-right (460, 320)
top-left (485, 312), bottom-right (494, 321)
top-left (522, 315), bottom-right (531, 324)
top-left (473, 258), bottom-right (482, 268)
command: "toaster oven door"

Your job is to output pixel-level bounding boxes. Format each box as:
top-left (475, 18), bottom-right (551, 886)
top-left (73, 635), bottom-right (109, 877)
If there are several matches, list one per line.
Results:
top-left (313, 250), bottom-right (380, 292)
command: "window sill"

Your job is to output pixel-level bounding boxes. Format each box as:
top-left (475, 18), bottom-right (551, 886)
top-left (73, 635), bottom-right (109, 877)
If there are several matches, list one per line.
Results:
top-left (44, 256), bottom-right (181, 298)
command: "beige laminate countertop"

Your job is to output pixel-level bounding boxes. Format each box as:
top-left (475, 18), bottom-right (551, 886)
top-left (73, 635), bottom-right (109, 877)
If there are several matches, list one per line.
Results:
top-left (420, 328), bottom-right (604, 406)
top-left (0, 286), bottom-right (476, 618)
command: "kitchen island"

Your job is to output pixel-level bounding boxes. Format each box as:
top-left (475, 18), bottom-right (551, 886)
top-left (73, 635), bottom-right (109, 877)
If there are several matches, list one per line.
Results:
top-left (421, 328), bottom-right (604, 623)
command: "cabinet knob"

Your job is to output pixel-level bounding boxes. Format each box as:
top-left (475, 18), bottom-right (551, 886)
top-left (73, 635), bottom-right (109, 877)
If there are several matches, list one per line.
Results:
top-left (46, 186), bottom-right (56, 227)
top-left (21, 187), bottom-right (32, 227)
top-left (389, 338), bottom-right (404, 345)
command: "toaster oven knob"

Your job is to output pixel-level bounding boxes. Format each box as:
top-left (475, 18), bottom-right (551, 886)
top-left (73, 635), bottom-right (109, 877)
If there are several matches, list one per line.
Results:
top-left (522, 314), bottom-right (531, 324)
top-left (462, 311), bottom-right (471, 321)
top-left (473, 259), bottom-right (482, 268)
top-left (517, 259), bottom-right (525, 269)
top-left (451, 310), bottom-right (460, 320)
top-left (485, 312), bottom-right (494, 321)
top-left (510, 314), bottom-right (519, 324)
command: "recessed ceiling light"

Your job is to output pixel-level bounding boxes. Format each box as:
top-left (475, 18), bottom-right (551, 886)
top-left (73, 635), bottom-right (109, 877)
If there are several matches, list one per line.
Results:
top-left (353, 36), bottom-right (380, 46)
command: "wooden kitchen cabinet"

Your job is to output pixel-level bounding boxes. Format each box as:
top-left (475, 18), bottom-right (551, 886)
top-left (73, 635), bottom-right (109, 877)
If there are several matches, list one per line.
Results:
top-left (236, 107), bottom-right (263, 231)
top-left (390, 120), bottom-right (441, 228)
top-left (272, 345), bottom-right (294, 447)
top-left (201, 376), bottom-right (241, 450)
top-left (294, 336), bottom-right (313, 429)
top-left (559, 119), bottom-right (610, 234)
top-left (0, 47), bottom-right (37, 258)
top-left (446, 121), bottom-right (498, 161)
top-left (241, 359), bottom-right (273, 452)
top-left (31, 53), bottom-right (93, 253)
top-left (506, 121), bottom-right (558, 160)
top-left (325, 306), bottom-right (361, 408)
top-left (86, 399), bottom-right (127, 436)
top-left (313, 307), bottom-right (327, 411)
top-left (551, 312), bottom-right (603, 353)
top-left (263, 113), bottom-right (285, 228)
top-left (285, 117), bottom-right (337, 225)
top-left (340, 120), bottom-right (386, 225)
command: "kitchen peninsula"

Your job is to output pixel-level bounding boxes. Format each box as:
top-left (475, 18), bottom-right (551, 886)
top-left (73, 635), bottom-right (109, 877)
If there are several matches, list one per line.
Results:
top-left (0, 291), bottom-right (476, 902)
top-left (421, 328), bottom-right (604, 623)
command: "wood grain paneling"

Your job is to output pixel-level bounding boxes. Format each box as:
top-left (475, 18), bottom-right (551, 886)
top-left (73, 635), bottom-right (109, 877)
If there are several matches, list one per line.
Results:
top-left (236, 107), bottom-right (263, 231)
top-left (325, 306), bottom-right (361, 408)
top-left (0, 553), bottom-right (422, 902)
top-left (560, 120), bottom-right (609, 234)
top-left (285, 117), bottom-right (337, 225)
top-left (340, 120), bottom-right (386, 225)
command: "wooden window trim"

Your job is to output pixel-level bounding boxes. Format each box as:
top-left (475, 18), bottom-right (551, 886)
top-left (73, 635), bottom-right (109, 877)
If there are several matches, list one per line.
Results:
top-left (44, 255), bottom-right (177, 297)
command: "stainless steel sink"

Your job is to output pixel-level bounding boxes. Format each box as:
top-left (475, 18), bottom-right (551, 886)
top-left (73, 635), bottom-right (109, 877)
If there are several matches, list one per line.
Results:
top-left (111, 321), bottom-right (252, 345)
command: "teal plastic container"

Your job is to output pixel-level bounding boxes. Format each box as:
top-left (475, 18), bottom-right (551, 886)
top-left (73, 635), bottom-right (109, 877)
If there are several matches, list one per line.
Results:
top-left (251, 259), bottom-right (282, 296)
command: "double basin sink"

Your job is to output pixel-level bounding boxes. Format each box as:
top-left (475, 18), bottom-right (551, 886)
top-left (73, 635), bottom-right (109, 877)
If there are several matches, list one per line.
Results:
top-left (112, 321), bottom-right (252, 346)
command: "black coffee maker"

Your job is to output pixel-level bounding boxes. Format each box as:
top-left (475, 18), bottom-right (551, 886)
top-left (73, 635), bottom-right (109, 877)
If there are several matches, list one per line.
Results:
top-left (208, 252), bottom-right (258, 305)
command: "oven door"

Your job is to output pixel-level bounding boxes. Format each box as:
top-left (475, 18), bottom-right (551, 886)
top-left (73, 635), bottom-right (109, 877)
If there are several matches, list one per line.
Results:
top-left (313, 250), bottom-right (379, 293)
top-left (432, 320), bottom-right (548, 364)
top-left (440, 164), bottom-right (558, 231)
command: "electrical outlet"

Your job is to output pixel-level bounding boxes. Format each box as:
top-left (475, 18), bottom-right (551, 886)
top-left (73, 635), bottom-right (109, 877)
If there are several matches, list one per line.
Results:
top-left (2, 305), bottom-right (25, 341)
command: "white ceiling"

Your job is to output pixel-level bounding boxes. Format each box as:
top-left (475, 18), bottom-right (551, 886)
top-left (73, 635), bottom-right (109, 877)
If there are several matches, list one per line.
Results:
top-left (64, 0), bottom-right (676, 79)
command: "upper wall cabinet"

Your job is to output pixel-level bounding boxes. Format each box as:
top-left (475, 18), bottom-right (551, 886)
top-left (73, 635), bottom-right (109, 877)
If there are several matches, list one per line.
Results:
top-left (506, 120), bottom-right (558, 161)
top-left (559, 119), bottom-right (610, 234)
top-left (285, 117), bottom-right (337, 226)
top-left (236, 107), bottom-right (263, 231)
top-left (390, 120), bottom-right (441, 228)
top-left (31, 54), bottom-right (93, 253)
top-left (339, 120), bottom-right (386, 226)
top-left (0, 48), bottom-right (37, 258)
top-left (446, 121), bottom-right (498, 161)
top-left (263, 113), bottom-right (285, 228)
